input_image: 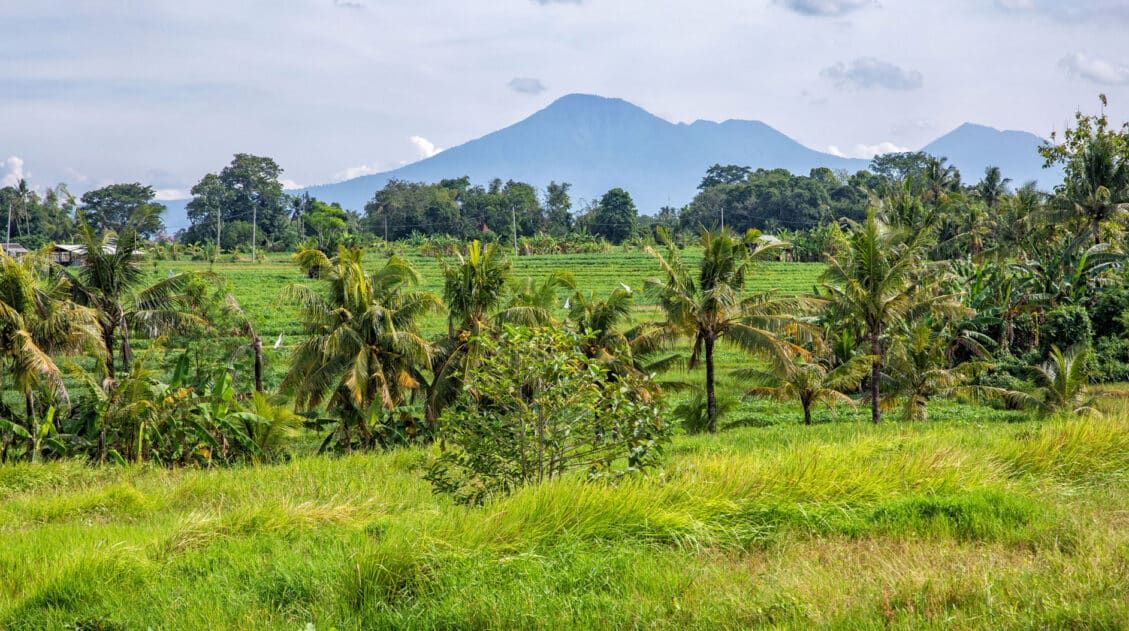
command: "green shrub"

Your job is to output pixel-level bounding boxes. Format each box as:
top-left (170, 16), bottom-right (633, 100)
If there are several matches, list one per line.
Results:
top-left (426, 326), bottom-right (670, 504)
top-left (1093, 336), bottom-right (1129, 382)
top-left (1041, 305), bottom-right (1092, 356)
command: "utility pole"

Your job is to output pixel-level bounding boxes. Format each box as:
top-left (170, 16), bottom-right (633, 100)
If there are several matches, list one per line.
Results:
top-left (5, 201), bottom-right (10, 252)
top-left (214, 192), bottom-right (222, 253)
top-left (511, 203), bottom-right (518, 255)
top-left (252, 203), bottom-right (257, 262)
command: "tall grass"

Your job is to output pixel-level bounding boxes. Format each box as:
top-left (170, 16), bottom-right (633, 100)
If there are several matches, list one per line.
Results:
top-left (2, 413), bottom-right (1128, 628)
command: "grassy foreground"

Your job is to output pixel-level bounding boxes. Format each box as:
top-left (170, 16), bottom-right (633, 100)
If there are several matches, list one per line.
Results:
top-left (2, 413), bottom-right (1129, 629)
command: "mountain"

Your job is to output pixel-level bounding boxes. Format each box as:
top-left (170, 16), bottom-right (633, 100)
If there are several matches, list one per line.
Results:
top-left (922, 122), bottom-right (1061, 188)
top-left (300, 94), bottom-right (869, 216)
top-left (161, 95), bottom-right (1062, 231)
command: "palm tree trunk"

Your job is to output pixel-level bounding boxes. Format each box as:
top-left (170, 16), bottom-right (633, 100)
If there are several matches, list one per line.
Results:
top-left (870, 327), bottom-right (881, 424)
top-left (802, 398), bottom-right (812, 426)
top-left (252, 334), bottom-right (264, 393)
top-left (705, 334), bottom-right (718, 432)
top-left (24, 390), bottom-right (34, 422)
top-left (103, 325), bottom-right (116, 375)
top-left (120, 323), bottom-right (133, 373)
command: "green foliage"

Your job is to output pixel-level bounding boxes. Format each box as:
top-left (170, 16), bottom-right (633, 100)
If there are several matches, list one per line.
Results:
top-left (584, 188), bottom-right (638, 244)
top-left (426, 326), bottom-right (669, 504)
top-left (647, 228), bottom-right (807, 431)
top-left (283, 246), bottom-right (438, 450)
top-left (1041, 305), bottom-right (1092, 356)
top-left (1009, 345), bottom-right (1099, 416)
top-left (183, 154), bottom-right (294, 251)
top-left (79, 183), bottom-right (165, 238)
top-left (672, 390), bottom-right (736, 434)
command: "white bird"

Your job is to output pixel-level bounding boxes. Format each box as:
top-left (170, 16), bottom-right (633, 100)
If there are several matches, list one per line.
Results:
top-left (562, 297), bottom-right (570, 310)
top-left (620, 283), bottom-right (632, 294)
top-left (274, 334), bottom-right (283, 349)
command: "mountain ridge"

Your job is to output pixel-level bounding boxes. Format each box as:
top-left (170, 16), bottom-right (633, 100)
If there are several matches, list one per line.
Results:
top-left (162, 94), bottom-right (1061, 231)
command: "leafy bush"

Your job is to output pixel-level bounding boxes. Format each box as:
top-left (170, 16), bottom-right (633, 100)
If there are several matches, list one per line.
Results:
top-left (1088, 279), bottom-right (1129, 339)
top-left (426, 326), bottom-right (670, 504)
top-left (1041, 305), bottom-right (1092, 357)
top-left (1093, 336), bottom-right (1129, 383)
top-left (672, 391), bottom-right (737, 434)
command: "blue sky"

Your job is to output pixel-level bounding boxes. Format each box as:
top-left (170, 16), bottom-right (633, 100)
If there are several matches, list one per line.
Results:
top-left (2, 0), bottom-right (1127, 198)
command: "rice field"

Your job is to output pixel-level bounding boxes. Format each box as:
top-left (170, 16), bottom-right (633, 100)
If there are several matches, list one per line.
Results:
top-left (5, 248), bottom-right (1127, 629)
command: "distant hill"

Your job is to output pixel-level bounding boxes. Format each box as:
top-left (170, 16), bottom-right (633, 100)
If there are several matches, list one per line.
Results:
top-left (922, 122), bottom-right (1061, 188)
top-left (301, 94), bottom-right (870, 214)
top-left (162, 95), bottom-right (1062, 232)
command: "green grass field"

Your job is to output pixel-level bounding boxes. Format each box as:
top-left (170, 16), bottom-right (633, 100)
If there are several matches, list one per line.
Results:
top-left (3, 249), bottom-right (1128, 629)
top-left (2, 413), bottom-right (1129, 628)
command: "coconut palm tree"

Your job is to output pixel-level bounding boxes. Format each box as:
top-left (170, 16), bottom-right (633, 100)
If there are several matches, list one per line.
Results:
top-left (282, 246), bottom-right (439, 449)
top-left (976, 166), bottom-right (1011, 209)
top-left (425, 240), bottom-right (514, 422)
top-left (821, 209), bottom-right (964, 423)
top-left (567, 285), bottom-right (681, 381)
top-left (1009, 345), bottom-right (1101, 416)
top-left (69, 226), bottom-right (207, 373)
top-left (741, 341), bottom-right (873, 425)
top-left (646, 229), bottom-right (808, 432)
top-left (0, 255), bottom-right (103, 423)
top-left (883, 320), bottom-right (990, 422)
top-left (923, 156), bottom-right (961, 205)
top-left (442, 240), bottom-right (510, 337)
top-left (498, 271), bottom-right (575, 328)
top-left (1052, 136), bottom-right (1129, 245)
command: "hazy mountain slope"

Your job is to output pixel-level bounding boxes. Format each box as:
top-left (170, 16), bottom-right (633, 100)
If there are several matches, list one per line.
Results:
top-left (922, 122), bottom-right (1061, 189)
top-left (300, 94), bottom-right (869, 214)
top-left (162, 97), bottom-right (1063, 232)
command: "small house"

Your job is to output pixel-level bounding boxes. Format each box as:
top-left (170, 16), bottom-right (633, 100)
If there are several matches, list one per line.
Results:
top-left (1, 243), bottom-right (29, 259)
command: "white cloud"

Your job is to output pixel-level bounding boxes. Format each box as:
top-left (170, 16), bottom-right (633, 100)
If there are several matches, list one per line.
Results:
top-left (822, 57), bottom-right (924, 91)
top-left (827, 141), bottom-right (910, 159)
top-left (410, 136), bottom-right (442, 159)
top-left (333, 164), bottom-right (383, 182)
top-left (995, 0), bottom-right (1129, 23)
top-left (1059, 52), bottom-right (1129, 85)
top-left (154, 188), bottom-right (188, 200)
top-left (775, 0), bottom-right (872, 17)
top-left (279, 178), bottom-right (303, 190)
top-left (509, 77), bottom-right (547, 95)
top-left (1, 156), bottom-right (25, 188)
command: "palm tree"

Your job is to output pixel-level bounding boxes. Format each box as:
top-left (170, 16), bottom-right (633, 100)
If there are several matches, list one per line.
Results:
top-left (70, 226), bottom-right (207, 373)
top-left (976, 166), bottom-right (1011, 209)
top-left (1053, 136), bottom-right (1129, 245)
top-left (923, 156), bottom-right (961, 205)
top-left (883, 321), bottom-right (989, 422)
top-left (567, 285), bottom-right (681, 380)
top-left (426, 240), bottom-right (513, 422)
top-left (646, 229), bottom-right (808, 432)
top-left (282, 246), bottom-right (439, 449)
top-left (0, 255), bottom-right (103, 422)
top-left (821, 209), bottom-right (963, 423)
top-left (1009, 345), bottom-right (1101, 416)
top-left (442, 240), bottom-right (510, 337)
top-left (498, 271), bottom-right (575, 328)
top-left (741, 341), bottom-right (873, 425)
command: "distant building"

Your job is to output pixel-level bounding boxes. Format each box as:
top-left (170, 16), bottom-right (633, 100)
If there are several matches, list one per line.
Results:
top-left (1, 243), bottom-right (29, 258)
top-left (754, 234), bottom-right (794, 262)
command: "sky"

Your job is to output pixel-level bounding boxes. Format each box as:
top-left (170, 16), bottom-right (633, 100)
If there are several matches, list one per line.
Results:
top-left (2, 0), bottom-right (1128, 199)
